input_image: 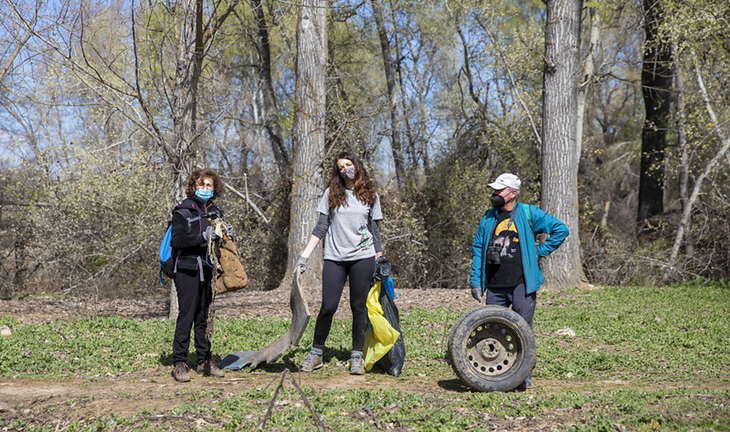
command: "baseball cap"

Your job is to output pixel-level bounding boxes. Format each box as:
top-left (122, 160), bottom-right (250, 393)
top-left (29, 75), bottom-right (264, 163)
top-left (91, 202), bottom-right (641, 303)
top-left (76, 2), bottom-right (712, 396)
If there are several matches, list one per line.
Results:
top-left (488, 173), bottom-right (521, 191)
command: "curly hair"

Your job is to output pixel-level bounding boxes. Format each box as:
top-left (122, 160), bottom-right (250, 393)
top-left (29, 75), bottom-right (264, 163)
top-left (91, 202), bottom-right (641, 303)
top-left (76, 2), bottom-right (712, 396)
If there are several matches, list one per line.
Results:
top-left (327, 151), bottom-right (376, 209)
top-left (185, 168), bottom-right (224, 199)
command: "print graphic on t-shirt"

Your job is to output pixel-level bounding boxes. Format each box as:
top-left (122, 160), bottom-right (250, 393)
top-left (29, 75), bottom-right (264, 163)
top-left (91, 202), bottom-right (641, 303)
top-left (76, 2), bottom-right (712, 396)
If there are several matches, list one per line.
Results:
top-left (493, 218), bottom-right (520, 259)
top-left (357, 224), bottom-right (371, 249)
top-left (486, 211), bottom-right (524, 288)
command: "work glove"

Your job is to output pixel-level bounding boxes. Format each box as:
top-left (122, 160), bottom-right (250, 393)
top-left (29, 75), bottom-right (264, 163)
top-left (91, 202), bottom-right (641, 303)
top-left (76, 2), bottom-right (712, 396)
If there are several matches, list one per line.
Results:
top-left (226, 224), bottom-right (234, 238)
top-left (295, 256), bottom-right (309, 274)
top-left (202, 226), bottom-right (218, 242)
top-left (471, 286), bottom-right (483, 302)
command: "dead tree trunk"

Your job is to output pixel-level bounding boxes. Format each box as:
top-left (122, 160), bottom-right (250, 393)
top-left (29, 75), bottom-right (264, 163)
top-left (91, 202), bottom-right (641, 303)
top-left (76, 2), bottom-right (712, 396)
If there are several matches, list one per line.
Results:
top-left (540, 0), bottom-right (585, 290)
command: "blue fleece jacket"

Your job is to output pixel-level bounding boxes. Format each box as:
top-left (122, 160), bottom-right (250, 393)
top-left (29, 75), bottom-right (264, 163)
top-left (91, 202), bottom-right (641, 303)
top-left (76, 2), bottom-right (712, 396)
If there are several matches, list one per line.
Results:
top-left (470, 202), bottom-right (569, 294)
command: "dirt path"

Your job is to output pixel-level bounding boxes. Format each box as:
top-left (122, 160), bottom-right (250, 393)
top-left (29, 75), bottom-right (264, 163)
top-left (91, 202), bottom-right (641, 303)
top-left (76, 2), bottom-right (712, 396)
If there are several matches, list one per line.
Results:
top-left (0, 287), bottom-right (476, 323)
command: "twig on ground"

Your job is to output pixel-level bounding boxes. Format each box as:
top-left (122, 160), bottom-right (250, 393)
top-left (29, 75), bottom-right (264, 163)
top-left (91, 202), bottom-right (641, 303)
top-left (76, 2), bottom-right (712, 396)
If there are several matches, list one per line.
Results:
top-left (259, 369), bottom-right (326, 432)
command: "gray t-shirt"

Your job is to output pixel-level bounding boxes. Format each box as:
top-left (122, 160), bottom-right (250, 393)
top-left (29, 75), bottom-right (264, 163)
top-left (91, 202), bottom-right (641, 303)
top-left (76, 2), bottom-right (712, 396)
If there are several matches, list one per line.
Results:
top-left (317, 188), bottom-right (383, 261)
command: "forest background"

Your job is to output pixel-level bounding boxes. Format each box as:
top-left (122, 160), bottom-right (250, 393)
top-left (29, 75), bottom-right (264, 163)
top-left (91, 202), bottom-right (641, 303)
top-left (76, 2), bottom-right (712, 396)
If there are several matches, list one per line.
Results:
top-left (0, 0), bottom-right (728, 301)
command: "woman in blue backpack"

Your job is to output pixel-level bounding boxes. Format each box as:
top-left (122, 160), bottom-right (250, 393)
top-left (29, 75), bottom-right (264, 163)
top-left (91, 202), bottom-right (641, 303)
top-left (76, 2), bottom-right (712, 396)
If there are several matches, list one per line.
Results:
top-left (295, 152), bottom-right (384, 375)
top-left (169, 168), bottom-right (228, 382)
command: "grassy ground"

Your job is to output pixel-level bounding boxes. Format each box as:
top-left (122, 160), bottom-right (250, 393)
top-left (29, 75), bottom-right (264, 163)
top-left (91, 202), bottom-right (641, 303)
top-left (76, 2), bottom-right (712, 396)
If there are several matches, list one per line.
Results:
top-left (1, 280), bottom-right (729, 431)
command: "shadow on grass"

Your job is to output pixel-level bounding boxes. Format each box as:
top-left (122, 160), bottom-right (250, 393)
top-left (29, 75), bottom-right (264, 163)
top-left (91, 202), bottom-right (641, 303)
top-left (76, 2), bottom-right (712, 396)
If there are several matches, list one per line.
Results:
top-left (437, 378), bottom-right (475, 393)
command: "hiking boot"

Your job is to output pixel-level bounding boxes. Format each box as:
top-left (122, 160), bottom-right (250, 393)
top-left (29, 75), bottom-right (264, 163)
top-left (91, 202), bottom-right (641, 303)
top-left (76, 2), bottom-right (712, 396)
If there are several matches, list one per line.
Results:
top-left (197, 358), bottom-right (225, 378)
top-left (300, 351), bottom-right (323, 372)
top-left (350, 355), bottom-right (365, 375)
top-left (172, 362), bottom-right (191, 382)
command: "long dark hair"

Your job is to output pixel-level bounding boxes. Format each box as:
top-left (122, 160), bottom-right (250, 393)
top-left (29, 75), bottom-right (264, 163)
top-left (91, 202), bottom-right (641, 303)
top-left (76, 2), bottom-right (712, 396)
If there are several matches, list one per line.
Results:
top-left (185, 168), bottom-right (224, 199)
top-left (327, 152), bottom-right (376, 209)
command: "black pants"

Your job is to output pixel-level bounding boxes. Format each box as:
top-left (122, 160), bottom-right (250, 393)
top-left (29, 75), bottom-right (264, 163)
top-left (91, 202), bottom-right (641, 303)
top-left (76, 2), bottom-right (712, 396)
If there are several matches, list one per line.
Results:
top-left (172, 267), bottom-right (213, 364)
top-left (313, 258), bottom-right (375, 353)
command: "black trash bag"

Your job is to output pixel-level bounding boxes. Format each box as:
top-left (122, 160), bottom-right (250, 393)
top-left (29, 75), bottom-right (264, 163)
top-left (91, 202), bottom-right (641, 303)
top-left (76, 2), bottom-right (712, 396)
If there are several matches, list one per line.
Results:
top-left (375, 285), bottom-right (406, 377)
top-left (373, 256), bottom-right (391, 281)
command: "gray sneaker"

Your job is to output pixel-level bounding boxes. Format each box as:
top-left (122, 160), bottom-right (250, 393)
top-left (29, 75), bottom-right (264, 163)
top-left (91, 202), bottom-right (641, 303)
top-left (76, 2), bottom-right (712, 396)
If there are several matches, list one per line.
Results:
top-left (300, 351), bottom-right (323, 372)
top-left (350, 355), bottom-right (365, 375)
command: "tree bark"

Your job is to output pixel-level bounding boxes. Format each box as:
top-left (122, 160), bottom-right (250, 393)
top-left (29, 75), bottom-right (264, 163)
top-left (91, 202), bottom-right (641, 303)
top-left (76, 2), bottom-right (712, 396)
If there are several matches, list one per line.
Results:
top-left (283, 0), bottom-right (328, 289)
top-left (576, 5), bottom-right (600, 161)
top-left (638, 0), bottom-right (673, 221)
top-left (540, 0), bottom-right (584, 290)
top-left (371, 0), bottom-right (406, 190)
top-left (168, 0), bottom-right (205, 319)
top-left (252, 0), bottom-right (290, 179)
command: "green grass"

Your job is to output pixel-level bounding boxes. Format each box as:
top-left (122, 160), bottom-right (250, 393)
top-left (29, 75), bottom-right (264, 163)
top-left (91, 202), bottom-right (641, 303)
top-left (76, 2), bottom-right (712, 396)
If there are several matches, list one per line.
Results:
top-left (1, 280), bottom-right (730, 431)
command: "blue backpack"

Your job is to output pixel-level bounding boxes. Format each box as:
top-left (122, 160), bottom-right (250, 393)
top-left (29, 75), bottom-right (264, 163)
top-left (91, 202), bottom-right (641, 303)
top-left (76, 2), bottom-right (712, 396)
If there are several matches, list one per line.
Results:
top-left (158, 207), bottom-right (199, 285)
top-left (158, 223), bottom-right (174, 285)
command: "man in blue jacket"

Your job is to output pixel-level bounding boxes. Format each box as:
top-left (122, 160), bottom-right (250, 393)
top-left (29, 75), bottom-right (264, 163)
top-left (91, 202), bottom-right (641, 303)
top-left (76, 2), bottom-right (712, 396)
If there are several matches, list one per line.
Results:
top-left (470, 173), bottom-right (569, 389)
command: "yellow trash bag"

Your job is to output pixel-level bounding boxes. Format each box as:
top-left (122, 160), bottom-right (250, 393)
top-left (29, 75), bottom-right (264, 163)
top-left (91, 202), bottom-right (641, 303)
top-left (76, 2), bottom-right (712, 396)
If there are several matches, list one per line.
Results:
top-left (363, 280), bottom-right (401, 372)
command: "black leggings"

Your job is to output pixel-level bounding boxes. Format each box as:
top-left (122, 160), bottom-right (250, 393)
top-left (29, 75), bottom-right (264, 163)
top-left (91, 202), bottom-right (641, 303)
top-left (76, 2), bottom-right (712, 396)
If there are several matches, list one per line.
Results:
top-left (313, 258), bottom-right (375, 352)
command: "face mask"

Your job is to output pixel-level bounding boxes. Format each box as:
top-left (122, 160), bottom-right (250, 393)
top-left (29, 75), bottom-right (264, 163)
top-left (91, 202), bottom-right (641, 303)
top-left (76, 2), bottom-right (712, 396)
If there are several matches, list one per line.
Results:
top-left (490, 193), bottom-right (505, 208)
top-left (340, 166), bottom-right (356, 181)
top-left (196, 188), bottom-right (214, 202)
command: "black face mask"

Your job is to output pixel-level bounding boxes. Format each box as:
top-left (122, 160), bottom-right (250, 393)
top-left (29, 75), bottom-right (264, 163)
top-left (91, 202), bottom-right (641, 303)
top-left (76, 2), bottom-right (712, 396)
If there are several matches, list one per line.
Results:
top-left (490, 193), bottom-right (506, 208)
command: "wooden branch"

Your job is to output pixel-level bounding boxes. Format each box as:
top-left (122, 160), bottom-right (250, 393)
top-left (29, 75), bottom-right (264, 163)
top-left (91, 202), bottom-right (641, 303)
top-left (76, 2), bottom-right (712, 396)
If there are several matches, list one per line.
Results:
top-left (0, 200), bottom-right (51, 207)
top-left (660, 51), bottom-right (730, 285)
top-left (472, 15), bottom-right (542, 147)
top-left (224, 177), bottom-right (287, 246)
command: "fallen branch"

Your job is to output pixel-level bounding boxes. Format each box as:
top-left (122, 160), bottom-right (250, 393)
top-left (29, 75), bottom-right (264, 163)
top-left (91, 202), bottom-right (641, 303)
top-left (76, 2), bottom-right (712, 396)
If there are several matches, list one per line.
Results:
top-left (258, 368), bottom-right (326, 432)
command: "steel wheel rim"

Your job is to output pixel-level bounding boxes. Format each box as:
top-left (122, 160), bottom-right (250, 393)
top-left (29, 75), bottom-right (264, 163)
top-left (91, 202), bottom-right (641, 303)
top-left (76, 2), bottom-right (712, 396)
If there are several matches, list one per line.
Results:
top-left (465, 320), bottom-right (522, 377)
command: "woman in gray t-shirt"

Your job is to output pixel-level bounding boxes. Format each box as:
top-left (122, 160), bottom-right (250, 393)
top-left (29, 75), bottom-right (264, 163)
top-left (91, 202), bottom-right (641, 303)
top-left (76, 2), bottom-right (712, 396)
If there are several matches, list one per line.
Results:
top-left (295, 152), bottom-right (383, 375)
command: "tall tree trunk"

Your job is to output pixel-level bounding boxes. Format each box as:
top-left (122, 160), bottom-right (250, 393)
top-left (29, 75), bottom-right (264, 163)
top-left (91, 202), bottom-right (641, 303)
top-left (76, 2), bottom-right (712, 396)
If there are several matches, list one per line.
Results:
top-left (168, 0), bottom-right (205, 319)
top-left (576, 5), bottom-right (600, 160)
top-left (283, 0), bottom-right (328, 289)
top-left (371, 0), bottom-right (406, 190)
top-left (638, 0), bottom-right (673, 221)
top-left (252, 0), bottom-right (290, 179)
top-left (540, 0), bottom-right (584, 289)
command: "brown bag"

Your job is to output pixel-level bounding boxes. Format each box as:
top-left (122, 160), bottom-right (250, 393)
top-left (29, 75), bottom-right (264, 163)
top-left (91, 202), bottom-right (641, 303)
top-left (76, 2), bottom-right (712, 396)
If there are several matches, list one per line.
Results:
top-left (209, 219), bottom-right (248, 294)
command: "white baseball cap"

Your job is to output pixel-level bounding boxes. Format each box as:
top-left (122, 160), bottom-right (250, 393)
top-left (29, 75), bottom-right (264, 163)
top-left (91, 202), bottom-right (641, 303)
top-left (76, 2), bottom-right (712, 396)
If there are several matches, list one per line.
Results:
top-left (488, 173), bottom-right (521, 191)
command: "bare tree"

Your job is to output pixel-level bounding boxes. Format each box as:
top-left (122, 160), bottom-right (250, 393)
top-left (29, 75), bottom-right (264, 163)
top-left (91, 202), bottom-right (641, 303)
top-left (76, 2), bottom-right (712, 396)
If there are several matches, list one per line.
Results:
top-left (540, 0), bottom-right (585, 289)
top-left (0, 0), bottom-right (43, 83)
top-left (371, 0), bottom-right (406, 190)
top-left (251, 0), bottom-right (290, 179)
top-left (660, 52), bottom-right (730, 284)
top-left (284, 0), bottom-right (327, 288)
